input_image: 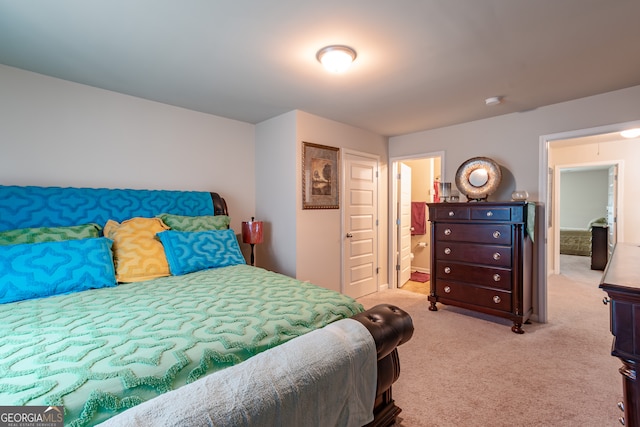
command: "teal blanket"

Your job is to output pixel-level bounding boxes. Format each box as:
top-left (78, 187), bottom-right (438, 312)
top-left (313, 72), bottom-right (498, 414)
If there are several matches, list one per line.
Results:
top-left (0, 265), bottom-right (363, 426)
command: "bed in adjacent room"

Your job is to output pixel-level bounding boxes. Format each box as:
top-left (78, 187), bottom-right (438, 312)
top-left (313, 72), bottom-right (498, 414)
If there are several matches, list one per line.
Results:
top-left (559, 217), bottom-right (607, 257)
top-left (0, 185), bottom-right (413, 427)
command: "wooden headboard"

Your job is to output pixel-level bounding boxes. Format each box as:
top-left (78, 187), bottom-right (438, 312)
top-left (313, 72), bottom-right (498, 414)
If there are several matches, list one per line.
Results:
top-left (209, 192), bottom-right (228, 216)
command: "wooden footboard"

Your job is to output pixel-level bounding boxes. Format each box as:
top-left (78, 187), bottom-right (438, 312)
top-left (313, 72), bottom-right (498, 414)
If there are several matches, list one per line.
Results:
top-left (352, 304), bottom-right (414, 427)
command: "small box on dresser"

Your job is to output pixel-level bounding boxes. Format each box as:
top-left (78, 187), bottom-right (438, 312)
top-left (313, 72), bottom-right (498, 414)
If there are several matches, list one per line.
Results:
top-left (427, 201), bottom-right (534, 333)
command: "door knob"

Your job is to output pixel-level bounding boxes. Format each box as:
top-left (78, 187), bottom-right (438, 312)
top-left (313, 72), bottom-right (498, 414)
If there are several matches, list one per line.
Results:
top-left (346, 233), bottom-right (353, 238)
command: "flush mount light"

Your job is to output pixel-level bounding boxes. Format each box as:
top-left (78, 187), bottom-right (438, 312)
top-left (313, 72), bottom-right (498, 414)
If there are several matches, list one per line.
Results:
top-left (620, 128), bottom-right (640, 139)
top-left (316, 45), bottom-right (357, 73)
top-left (484, 96), bottom-right (503, 106)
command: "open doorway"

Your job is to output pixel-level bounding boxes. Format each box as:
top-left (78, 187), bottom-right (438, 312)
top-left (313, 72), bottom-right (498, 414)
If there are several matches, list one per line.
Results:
top-left (388, 151), bottom-right (444, 292)
top-left (553, 162), bottom-right (618, 276)
top-left (538, 120), bottom-right (640, 323)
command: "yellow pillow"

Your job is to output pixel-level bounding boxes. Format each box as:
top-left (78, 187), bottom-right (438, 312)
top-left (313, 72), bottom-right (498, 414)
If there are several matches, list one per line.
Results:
top-left (104, 217), bottom-right (170, 283)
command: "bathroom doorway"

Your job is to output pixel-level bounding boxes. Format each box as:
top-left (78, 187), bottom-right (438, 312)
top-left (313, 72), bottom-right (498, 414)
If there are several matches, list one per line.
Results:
top-left (389, 151), bottom-right (444, 291)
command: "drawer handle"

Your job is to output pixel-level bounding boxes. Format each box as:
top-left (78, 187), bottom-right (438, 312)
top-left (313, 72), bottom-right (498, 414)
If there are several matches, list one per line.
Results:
top-left (493, 252), bottom-right (501, 260)
top-left (486, 211), bottom-right (493, 217)
top-left (492, 230), bottom-right (501, 239)
top-left (444, 267), bottom-right (451, 274)
top-left (448, 211), bottom-right (455, 217)
top-left (444, 286), bottom-right (451, 293)
top-left (493, 295), bottom-right (501, 304)
top-left (444, 247), bottom-right (451, 255)
top-left (444, 228), bottom-right (452, 236)
top-left (493, 274), bottom-right (501, 282)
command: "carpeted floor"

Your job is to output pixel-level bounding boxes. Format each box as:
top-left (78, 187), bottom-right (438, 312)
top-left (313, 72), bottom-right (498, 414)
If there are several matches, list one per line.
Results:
top-left (358, 255), bottom-right (622, 426)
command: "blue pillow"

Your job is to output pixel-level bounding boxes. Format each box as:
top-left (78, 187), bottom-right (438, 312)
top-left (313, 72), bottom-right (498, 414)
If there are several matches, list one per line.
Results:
top-left (0, 238), bottom-right (117, 304)
top-left (157, 229), bottom-right (246, 276)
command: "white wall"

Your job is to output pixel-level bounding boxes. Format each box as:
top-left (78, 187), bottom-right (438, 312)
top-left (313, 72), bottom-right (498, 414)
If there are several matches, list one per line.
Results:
top-left (254, 111), bottom-right (298, 276)
top-left (5, 63), bottom-right (638, 300)
top-left (0, 65), bottom-right (389, 294)
top-left (552, 138), bottom-right (640, 243)
top-left (389, 85), bottom-right (640, 202)
top-left (255, 110), bottom-right (389, 293)
top-left (296, 111), bottom-right (388, 293)
top-left (560, 169), bottom-right (608, 229)
top-left (389, 84), bottom-right (640, 318)
top-left (0, 65), bottom-right (256, 235)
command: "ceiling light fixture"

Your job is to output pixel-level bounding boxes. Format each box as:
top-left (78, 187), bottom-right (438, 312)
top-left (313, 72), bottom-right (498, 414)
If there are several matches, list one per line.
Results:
top-left (620, 128), bottom-right (640, 139)
top-left (316, 45), bottom-right (357, 73)
top-left (484, 96), bottom-right (503, 106)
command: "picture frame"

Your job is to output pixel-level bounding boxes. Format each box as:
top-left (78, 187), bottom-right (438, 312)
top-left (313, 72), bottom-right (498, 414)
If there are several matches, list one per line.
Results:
top-left (302, 142), bottom-right (340, 209)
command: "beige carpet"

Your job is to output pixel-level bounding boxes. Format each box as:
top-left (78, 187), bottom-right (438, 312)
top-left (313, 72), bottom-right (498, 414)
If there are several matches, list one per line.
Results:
top-left (358, 255), bottom-right (622, 426)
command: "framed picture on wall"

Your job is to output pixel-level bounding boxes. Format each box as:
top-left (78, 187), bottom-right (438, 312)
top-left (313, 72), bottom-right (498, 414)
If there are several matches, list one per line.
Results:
top-left (302, 142), bottom-right (340, 209)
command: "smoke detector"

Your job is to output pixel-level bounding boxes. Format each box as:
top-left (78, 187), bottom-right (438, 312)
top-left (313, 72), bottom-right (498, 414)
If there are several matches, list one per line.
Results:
top-left (485, 96), bottom-right (503, 106)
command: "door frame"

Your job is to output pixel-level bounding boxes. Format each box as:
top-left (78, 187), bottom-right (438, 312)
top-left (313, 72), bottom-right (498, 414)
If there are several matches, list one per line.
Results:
top-left (538, 119), bottom-right (640, 323)
top-left (552, 160), bottom-right (623, 275)
top-left (388, 151), bottom-right (445, 290)
top-left (341, 148), bottom-right (380, 295)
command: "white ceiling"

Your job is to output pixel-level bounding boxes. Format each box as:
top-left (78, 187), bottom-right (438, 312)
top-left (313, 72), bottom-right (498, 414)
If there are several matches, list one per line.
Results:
top-left (1, 0), bottom-right (639, 137)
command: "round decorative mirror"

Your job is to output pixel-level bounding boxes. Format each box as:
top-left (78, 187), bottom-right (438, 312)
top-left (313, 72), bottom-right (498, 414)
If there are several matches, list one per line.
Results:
top-left (468, 168), bottom-right (489, 187)
top-left (455, 157), bottom-right (502, 201)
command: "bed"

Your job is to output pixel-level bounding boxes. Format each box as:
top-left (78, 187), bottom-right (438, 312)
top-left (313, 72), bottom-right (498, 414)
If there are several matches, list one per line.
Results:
top-left (559, 218), bottom-right (608, 257)
top-left (559, 228), bottom-right (592, 256)
top-left (0, 185), bottom-right (413, 427)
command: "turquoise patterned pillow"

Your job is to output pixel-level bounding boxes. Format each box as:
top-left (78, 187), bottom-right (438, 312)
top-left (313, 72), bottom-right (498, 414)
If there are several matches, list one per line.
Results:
top-left (0, 238), bottom-right (117, 304)
top-left (157, 229), bottom-right (246, 276)
top-left (157, 214), bottom-right (230, 232)
top-left (0, 223), bottom-right (101, 246)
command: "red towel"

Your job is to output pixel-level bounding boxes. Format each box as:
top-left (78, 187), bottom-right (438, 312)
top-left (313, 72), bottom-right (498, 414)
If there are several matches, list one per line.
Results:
top-left (411, 202), bottom-right (426, 235)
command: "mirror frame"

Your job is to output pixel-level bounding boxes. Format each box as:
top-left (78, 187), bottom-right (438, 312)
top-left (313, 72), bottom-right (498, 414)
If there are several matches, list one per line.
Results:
top-left (454, 157), bottom-right (502, 201)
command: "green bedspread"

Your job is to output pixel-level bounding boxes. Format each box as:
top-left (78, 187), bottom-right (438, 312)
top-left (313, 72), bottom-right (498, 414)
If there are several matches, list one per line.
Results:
top-left (0, 265), bottom-right (363, 426)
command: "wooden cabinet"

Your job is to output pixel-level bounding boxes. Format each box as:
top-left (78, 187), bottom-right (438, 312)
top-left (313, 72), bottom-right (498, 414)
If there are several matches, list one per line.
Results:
top-left (427, 202), bottom-right (533, 333)
top-left (600, 243), bottom-right (640, 427)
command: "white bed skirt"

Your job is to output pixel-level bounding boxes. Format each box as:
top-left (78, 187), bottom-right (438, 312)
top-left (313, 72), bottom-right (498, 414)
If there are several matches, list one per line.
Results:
top-left (98, 318), bottom-right (377, 427)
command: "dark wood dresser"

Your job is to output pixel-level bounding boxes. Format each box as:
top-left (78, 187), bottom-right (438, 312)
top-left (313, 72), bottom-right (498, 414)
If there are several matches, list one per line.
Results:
top-left (427, 202), bottom-right (533, 333)
top-left (591, 225), bottom-right (608, 270)
top-left (600, 243), bottom-right (640, 426)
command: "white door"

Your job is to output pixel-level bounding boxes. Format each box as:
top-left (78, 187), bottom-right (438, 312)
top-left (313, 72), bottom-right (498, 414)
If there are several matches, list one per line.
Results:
top-left (342, 152), bottom-right (378, 298)
top-left (398, 163), bottom-right (412, 287)
top-left (607, 165), bottom-right (618, 256)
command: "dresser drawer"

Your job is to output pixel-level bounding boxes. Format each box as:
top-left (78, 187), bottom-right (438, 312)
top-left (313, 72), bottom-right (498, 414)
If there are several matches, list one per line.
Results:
top-left (435, 242), bottom-right (512, 268)
top-left (436, 280), bottom-right (512, 312)
top-left (434, 223), bottom-right (512, 245)
top-left (431, 206), bottom-right (470, 220)
top-left (471, 206), bottom-right (513, 221)
top-left (435, 261), bottom-right (512, 290)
